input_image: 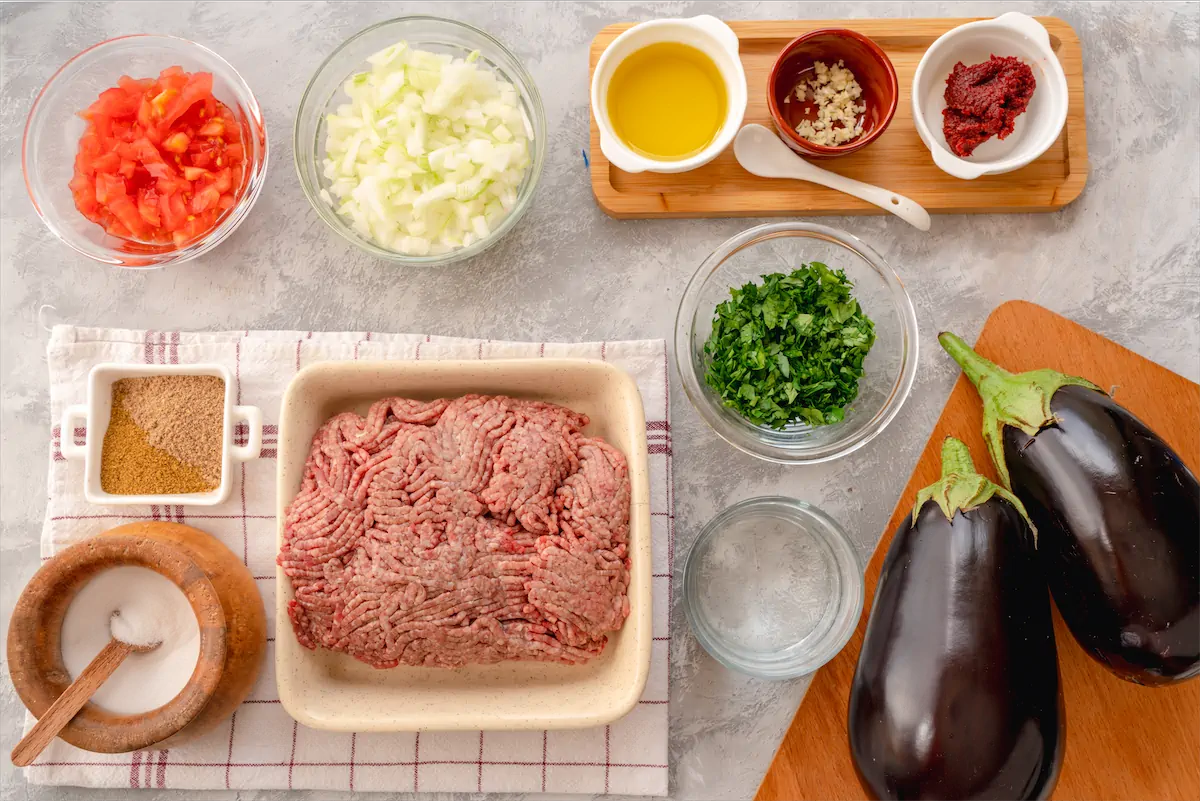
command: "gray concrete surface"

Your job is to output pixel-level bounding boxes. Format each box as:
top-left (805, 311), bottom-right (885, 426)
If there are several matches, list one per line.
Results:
top-left (2, 1), bottom-right (1198, 799)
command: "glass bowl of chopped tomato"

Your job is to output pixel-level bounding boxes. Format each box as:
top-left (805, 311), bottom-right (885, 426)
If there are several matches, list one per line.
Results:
top-left (23, 35), bottom-right (268, 268)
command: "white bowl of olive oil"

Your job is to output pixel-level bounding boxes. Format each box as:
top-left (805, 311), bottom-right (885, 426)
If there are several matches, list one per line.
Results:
top-left (591, 15), bottom-right (746, 174)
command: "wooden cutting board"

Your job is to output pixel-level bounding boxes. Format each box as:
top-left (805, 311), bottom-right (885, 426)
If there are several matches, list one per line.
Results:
top-left (588, 18), bottom-right (1088, 219)
top-left (756, 301), bottom-right (1200, 801)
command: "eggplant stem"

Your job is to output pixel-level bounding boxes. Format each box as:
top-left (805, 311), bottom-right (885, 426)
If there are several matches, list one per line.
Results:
top-left (912, 436), bottom-right (1037, 543)
top-left (938, 331), bottom-right (1012, 388)
top-left (939, 437), bottom-right (976, 479)
top-left (937, 331), bottom-right (1102, 489)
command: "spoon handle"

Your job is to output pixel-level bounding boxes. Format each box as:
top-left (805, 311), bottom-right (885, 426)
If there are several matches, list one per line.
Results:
top-left (11, 640), bottom-right (133, 767)
top-left (804, 170), bottom-right (932, 231)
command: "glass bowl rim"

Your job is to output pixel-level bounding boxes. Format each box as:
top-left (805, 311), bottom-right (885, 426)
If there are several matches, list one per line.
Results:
top-left (674, 221), bottom-right (919, 465)
top-left (682, 495), bottom-right (865, 679)
top-left (292, 14), bottom-right (548, 266)
top-left (21, 33), bottom-right (269, 269)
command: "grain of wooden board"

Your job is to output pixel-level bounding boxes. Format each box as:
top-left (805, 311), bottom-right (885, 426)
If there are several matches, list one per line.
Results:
top-left (588, 18), bottom-right (1088, 218)
top-left (755, 301), bottom-right (1200, 801)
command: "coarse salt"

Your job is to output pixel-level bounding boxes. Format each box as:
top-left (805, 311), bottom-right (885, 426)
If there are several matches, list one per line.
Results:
top-left (110, 594), bottom-right (174, 647)
top-left (59, 566), bottom-right (200, 715)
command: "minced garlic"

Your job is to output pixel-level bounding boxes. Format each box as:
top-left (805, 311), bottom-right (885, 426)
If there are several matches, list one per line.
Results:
top-left (793, 60), bottom-right (866, 146)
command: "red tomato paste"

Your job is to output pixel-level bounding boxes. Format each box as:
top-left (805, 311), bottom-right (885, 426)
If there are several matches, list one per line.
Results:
top-left (942, 55), bottom-right (1036, 158)
top-left (69, 66), bottom-right (246, 247)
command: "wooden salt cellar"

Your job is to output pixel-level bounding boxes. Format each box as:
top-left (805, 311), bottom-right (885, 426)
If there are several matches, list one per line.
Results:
top-left (7, 522), bottom-right (266, 754)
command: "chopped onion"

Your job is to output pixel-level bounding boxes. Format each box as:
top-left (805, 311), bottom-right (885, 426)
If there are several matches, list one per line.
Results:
top-left (321, 41), bottom-right (532, 256)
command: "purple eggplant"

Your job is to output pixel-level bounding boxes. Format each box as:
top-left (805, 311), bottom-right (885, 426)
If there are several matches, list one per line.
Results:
top-left (940, 332), bottom-right (1200, 686)
top-left (849, 438), bottom-right (1063, 801)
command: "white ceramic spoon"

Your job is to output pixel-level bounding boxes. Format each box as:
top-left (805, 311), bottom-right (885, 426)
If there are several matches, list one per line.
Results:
top-left (734, 124), bottom-right (932, 232)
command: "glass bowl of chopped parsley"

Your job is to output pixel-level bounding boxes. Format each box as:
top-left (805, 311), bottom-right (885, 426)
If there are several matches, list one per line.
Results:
top-left (675, 222), bottom-right (918, 463)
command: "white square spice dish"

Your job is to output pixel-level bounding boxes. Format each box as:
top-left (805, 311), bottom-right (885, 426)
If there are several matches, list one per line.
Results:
top-left (60, 362), bottom-right (263, 505)
top-left (274, 359), bottom-right (652, 732)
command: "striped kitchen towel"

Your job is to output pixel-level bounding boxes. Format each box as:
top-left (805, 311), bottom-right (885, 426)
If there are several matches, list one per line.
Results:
top-left (28, 325), bottom-right (672, 795)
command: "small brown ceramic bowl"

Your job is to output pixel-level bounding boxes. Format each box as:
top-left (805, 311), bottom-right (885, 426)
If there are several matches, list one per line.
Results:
top-left (767, 29), bottom-right (898, 159)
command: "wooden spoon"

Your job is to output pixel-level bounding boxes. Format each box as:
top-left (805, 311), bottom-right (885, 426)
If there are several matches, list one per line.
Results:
top-left (11, 612), bottom-right (161, 767)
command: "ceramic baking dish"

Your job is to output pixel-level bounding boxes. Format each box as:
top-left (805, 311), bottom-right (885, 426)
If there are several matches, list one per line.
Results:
top-left (274, 359), bottom-right (652, 731)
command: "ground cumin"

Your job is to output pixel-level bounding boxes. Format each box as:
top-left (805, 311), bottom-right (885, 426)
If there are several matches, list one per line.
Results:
top-left (100, 375), bottom-right (225, 495)
top-left (100, 405), bottom-right (212, 494)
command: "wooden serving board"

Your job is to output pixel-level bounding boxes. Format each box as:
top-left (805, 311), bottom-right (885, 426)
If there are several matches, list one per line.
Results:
top-left (588, 19), bottom-right (1088, 219)
top-left (756, 301), bottom-right (1200, 801)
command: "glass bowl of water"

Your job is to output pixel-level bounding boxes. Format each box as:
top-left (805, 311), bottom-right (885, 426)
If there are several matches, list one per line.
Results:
top-left (683, 496), bottom-right (863, 679)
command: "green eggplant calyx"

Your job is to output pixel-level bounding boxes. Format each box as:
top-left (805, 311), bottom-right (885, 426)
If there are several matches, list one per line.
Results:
top-left (912, 437), bottom-right (1037, 542)
top-left (937, 331), bottom-right (1102, 489)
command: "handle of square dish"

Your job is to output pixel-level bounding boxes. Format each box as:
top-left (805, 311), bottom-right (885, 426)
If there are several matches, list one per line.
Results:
top-left (59, 405), bottom-right (88, 460)
top-left (231, 405), bottom-right (263, 461)
top-left (994, 11), bottom-right (1052, 49)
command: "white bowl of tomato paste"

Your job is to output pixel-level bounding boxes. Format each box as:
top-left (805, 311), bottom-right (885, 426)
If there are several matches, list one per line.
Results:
top-left (911, 13), bottom-right (1069, 180)
top-left (23, 35), bottom-right (268, 268)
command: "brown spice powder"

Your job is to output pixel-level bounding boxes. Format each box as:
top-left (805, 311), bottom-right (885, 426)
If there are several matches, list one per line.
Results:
top-left (100, 375), bottom-right (225, 495)
top-left (117, 375), bottom-right (225, 485)
top-left (100, 404), bottom-right (213, 495)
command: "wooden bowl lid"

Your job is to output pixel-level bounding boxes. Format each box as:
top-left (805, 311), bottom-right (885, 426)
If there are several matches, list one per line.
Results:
top-left (7, 534), bottom-right (227, 753)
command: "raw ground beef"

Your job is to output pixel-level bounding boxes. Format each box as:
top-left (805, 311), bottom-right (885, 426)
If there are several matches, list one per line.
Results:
top-left (278, 394), bottom-right (632, 669)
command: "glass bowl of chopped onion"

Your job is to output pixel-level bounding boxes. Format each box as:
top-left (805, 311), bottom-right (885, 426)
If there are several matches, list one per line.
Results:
top-left (294, 16), bottom-right (546, 265)
top-left (675, 222), bottom-right (919, 464)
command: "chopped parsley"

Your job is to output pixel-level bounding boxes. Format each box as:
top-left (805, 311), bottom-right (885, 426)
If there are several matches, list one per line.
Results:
top-left (702, 262), bottom-right (876, 429)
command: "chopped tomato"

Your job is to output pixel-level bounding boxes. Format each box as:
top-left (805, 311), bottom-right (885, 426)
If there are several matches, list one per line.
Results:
top-left (108, 195), bottom-right (147, 239)
top-left (72, 177), bottom-right (101, 218)
top-left (90, 113), bottom-right (114, 139)
top-left (197, 119), bottom-right (224, 137)
top-left (94, 173), bottom-right (126, 204)
top-left (162, 132), bottom-right (190, 153)
top-left (162, 72), bottom-right (213, 127)
top-left (156, 175), bottom-right (190, 196)
top-left (192, 185), bottom-right (221, 214)
top-left (136, 189), bottom-right (161, 227)
top-left (68, 65), bottom-right (248, 246)
top-left (107, 218), bottom-right (132, 239)
top-left (173, 211), bottom-right (218, 246)
top-left (117, 75), bottom-right (155, 95)
top-left (90, 152), bottom-right (121, 174)
top-left (212, 168), bottom-right (233, 194)
top-left (151, 88), bottom-right (180, 118)
top-left (68, 173), bottom-right (91, 194)
top-left (83, 87), bottom-right (140, 120)
top-left (136, 98), bottom-right (155, 130)
top-left (78, 132), bottom-right (102, 156)
top-left (159, 192), bottom-right (187, 231)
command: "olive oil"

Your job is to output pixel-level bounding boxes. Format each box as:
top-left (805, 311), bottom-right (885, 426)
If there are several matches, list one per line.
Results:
top-left (607, 42), bottom-right (727, 161)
